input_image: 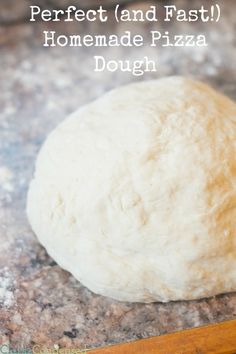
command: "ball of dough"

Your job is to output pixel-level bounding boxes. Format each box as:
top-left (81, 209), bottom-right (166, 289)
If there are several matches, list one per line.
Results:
top-left (27, 77), bottom-right (236, 303)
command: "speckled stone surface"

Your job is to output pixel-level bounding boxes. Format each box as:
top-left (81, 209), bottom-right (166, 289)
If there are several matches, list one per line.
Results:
top-left (0, 0), bottom-right (236, 350)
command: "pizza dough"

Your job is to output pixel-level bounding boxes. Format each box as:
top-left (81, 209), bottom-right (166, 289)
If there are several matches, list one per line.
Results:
top-left (27, 77), bottom-right (236, 303)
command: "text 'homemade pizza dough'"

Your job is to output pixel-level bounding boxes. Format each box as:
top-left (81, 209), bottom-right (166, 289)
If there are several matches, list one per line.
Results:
top-left (27, 77), bottom-right (236, 303)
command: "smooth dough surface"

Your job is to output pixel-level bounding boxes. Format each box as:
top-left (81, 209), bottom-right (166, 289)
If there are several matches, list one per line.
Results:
top-left (27, 77), bottom-right (236, 303)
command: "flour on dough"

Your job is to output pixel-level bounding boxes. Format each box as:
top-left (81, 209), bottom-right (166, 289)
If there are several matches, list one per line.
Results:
top-left (27, 77), bottom-right (236, 302)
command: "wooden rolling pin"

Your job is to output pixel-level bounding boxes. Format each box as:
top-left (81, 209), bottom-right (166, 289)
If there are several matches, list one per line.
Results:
top-left (89, 319), bottom-right (236, 354)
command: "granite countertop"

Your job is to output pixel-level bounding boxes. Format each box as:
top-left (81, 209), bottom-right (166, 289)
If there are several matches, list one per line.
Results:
top-left (0, 0), bottom-right (236, 350)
